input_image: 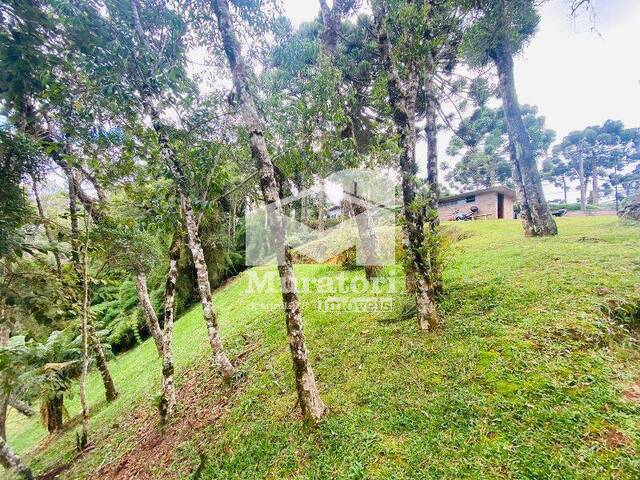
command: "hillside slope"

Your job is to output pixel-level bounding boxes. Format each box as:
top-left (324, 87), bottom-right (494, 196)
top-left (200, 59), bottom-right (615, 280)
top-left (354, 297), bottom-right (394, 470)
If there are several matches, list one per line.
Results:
top-left (5, 217), bottom-right (640, 479)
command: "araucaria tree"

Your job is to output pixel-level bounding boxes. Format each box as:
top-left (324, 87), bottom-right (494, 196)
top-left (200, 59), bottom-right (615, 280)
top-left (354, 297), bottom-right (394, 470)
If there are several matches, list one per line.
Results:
top-left (463, 0), bottom-right (557, 236)
top-left (211, 0), bottom-right (327, 424)
top-left (373, 0), bottom-right (459, 330)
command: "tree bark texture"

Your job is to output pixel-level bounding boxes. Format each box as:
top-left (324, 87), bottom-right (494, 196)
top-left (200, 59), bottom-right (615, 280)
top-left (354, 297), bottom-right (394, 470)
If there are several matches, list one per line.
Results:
top-left (134, 270), bottom-right (164, 356)
top-left (79, 223), bottom-right (90, 449)
top-left (212, 0), bottom-right (327, 424)
top-left (159, 230), bottom-right (181, 422)
top-left (0, 436), bottom-right (33, 480)
top-left (88, 322), bottom-right (119, 402)
top-left (491, 42), bottom-right (557, 236)
top-left (68, 185), bottom-right (119, 402)
top-left (157, 127), bottom-right (235, 379)
top-left (375, 8), bottom-right (438, 331)
top-left (424, 47), bottom-right (443, 296)
top-left (8, 396), bottom-right (34, 418)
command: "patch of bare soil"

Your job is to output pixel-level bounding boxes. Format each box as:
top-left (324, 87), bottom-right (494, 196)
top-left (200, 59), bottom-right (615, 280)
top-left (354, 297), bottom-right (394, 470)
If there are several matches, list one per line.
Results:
top-left (89, 343), bottom-right (257, 480)
top-left (622, 381), bottom-right (640, 403)
top-left (586, 427), bottom-right (631, 451)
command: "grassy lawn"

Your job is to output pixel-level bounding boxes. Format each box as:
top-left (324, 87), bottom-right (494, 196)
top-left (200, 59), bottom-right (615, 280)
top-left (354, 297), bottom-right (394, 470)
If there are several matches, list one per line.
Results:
top-left (5, 217), bottom-right (640, 479)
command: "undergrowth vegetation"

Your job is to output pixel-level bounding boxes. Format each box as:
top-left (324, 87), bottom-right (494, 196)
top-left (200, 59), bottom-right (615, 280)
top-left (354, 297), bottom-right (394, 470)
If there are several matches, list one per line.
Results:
top-left (5, 217), bottom-right (640, 479)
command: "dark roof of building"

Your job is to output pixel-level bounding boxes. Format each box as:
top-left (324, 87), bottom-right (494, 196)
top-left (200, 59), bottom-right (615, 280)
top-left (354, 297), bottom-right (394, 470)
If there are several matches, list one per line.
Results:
top-left (439, 186), bottom-right (516, 203)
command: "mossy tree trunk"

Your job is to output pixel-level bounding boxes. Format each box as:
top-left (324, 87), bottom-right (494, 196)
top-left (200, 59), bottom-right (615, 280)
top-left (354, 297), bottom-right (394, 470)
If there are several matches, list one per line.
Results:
top-left (134, 270), bottom-right (164, 357)
top-left (491, 41), bottom-right (557, 237)
top-left (212, 0), bottom-right (327, 425)
top-left (0, 436), bottom-right (33, 480)
top-left (375, 8), bottom-right (438, 331)
top-left (159, 230), bottom-right (181, 421)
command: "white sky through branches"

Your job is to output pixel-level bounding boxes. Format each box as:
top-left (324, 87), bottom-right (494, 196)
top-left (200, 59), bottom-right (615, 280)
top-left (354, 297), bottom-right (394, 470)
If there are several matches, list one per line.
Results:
top-left (283, 0), bottom-right (640, 202)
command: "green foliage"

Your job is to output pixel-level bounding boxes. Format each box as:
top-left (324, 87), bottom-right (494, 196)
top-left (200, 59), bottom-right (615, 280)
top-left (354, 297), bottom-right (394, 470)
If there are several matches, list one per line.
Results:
top-left (446, 104), bottom-right (555, 191)
top-left (461, 0), bottom-right (540, 67)
top-left (7, 218), bottom-right (640, 479)
top-left (0, 129), bottom-right (43, 256)
top-left (550, 120), bottom-right (640, 204)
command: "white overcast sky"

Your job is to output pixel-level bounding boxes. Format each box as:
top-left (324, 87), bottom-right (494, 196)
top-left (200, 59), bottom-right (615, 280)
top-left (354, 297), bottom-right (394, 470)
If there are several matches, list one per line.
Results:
top-left (281, 0), bottom-right (640, 202)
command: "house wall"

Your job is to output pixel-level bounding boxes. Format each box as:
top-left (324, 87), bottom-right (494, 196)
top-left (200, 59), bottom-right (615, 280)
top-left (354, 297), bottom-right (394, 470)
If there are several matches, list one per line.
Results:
top-left (438, 192), bottom-right (512, 220)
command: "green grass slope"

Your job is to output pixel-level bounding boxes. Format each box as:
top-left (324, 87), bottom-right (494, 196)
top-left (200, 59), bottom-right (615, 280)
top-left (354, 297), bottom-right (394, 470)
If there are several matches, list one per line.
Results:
top-left (5, 217), bottom-right (640, 479)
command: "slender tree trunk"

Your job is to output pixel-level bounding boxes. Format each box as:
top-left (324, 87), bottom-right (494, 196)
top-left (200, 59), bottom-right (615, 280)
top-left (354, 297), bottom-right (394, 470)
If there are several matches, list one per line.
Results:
top-left (128, 0), bottom-right (235, 381)
top-left (578, 159), bottom-right (587, 212)
top-left (31, 178), bottom-right (62, 276)
top-left (213, 0), bottom-right (327, 424)
top-left (0, 389), bottom-right (7, 441)
top-left (317, 179), bottom-right (327, 231)
top-left (592, 172), bottom-right (599, 205)
top-left (154, 129), bottom-right (235, 379)
top-left (0, 436), bottom-right (33, 480)
top-left (562, 176), bottom-right (568, 204)
top-left (68, 188), bottom-right (119, 402)
top-left (159, 230), bottom-right (181, 422)
top-left (0, 325), bottom-right (9, 441)
top-left (134, 270), bottom-right (164, 356)
top-left (491, 42), bottom-right (557, 237)
top-left (180, 193), bottom-right (235, 378)
top-left (424, 49), bottom-right (443, 297)
top-left (375, 9), bottom-right (438, 331)
top-left (8, 396), bottom-right (34, 417)
top-left (68, 179), bottom-right (80, 265)
top-left (402, 221), bottom-right (416, 293)
top-left (88, 323), bottom-right (118, 402)
top-left (79, 218), bottom-right (90, 449)
top-left (319, 0), bottom-right (381, 268)
top-left (350, 199), bottom-right (381, 280)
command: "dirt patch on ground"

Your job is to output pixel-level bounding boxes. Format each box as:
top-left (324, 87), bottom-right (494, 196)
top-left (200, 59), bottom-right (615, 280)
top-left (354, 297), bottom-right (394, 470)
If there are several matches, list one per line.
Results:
top-left (586, 427), bottom-right (632, 451)
top-left (88, 343), bottom-right (257, 480)
top-left (622, 381), bottom-right (640, 403)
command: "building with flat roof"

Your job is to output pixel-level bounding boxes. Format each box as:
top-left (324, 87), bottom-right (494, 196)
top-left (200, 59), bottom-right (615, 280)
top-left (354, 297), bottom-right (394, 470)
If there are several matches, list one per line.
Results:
top-left (438, 187), bottom-right (516, 221)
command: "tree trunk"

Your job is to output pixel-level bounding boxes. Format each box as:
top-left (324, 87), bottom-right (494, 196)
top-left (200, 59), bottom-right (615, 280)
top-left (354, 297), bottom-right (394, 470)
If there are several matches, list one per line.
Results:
top-left (8, 396), bottom-right (34, 417)
top-left (0, 436), bottom-right (33, 480)
top-left (319, 0), bottom-right (381, 267)
top-left (134, 270), bottom-right (164, 356)
top-left (127, 0), bottom-right (234, 380)
top-left (317, 179), bottom-right (327, 231)
top-left (167, 151), bottom-right (235, 380)
top-left (212, 0), bottom-right (327, 425)
top-left (79, 220), bottom-right (90, 449)
top-left (68, 178), bottom-right (80, 265)
top-left (402, 222), bottom-right (416, 294)
top-left (491, 42), bottom-right (557, 237)
top-left (424, 49), bottom-right (443, 297)
top-left (89, 323), bottom-right (118, 402)
top-left (0, 391), bottom-right (7, 441)
top-left (578, 158), bottom-right (587, 212)
top-left (45, 393), bottom-right (64, 433)
top-left (375, 9), bottom-right (438, 330)
top-left (562, 176), bottom-right (568, 204)
top-left (0, 326), bottom-right (9, 440)
top-left (68, 183), bottom-right (119, 402)
top-left (159, 230), bottom-right (181, 422)
top-left (592, 172), bottom-right (599, 205)
top-left (31, 178), bottom-right (62, 277)
top-left (350, 199), bottom-right (381, 280)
